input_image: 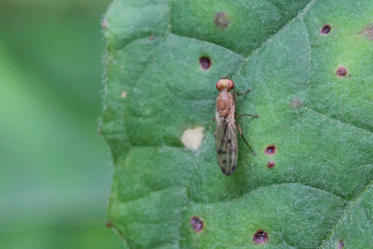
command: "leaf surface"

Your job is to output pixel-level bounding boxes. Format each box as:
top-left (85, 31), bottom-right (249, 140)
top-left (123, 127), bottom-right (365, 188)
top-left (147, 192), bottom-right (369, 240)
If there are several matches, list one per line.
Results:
top-left (101, 0), bottom-right (373, 248)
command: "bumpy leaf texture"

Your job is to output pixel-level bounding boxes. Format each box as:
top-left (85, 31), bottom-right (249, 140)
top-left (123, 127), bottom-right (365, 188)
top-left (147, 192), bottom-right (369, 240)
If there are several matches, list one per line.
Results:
top-left (101, 0), bottom-right (373, 248)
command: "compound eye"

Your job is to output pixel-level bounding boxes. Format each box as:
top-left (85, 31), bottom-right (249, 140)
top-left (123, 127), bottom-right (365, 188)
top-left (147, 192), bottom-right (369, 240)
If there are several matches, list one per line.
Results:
top-left (216, 80), bottom-right (224, 90)
top-left (226, 80), bottom-right (234, 90)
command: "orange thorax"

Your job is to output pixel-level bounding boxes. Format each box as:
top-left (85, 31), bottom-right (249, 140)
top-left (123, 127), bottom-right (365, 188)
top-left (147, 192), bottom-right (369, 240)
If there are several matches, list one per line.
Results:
top-left (216, 90), bottom-right (233, 117)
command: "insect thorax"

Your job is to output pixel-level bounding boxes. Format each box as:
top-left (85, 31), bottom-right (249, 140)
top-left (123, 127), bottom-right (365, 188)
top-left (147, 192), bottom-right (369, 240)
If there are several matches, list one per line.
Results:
top-left (216, 90), bottom-right (233, 117)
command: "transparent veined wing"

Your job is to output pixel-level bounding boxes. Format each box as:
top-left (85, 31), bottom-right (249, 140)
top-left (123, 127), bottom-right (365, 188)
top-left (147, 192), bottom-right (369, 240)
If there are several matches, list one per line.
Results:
top-left (215, 117), bottom-right (238, 175)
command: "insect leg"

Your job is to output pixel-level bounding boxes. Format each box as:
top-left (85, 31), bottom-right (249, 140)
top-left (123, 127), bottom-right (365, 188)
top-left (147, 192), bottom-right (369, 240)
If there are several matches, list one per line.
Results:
top-left (236, 113), bottom-right (259, 119)
top-left (234, 88), bottom-right (251, 97)
top-left (236, 121), bottom-right (256, 155)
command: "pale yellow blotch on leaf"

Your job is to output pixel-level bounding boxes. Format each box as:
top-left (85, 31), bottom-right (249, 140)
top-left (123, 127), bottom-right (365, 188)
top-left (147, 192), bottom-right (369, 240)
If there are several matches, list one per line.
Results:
top-left (181, 127), bottom-right (204, 151)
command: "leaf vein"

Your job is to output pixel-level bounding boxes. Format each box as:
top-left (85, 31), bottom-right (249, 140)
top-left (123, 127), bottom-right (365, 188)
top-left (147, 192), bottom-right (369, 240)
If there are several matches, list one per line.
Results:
top-left (318, 180), bottom-right (373, 249)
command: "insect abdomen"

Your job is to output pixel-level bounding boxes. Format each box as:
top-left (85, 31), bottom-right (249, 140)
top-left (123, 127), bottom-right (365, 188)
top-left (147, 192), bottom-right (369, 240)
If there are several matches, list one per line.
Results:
top-left (216, 90), bottom-right (232, 117)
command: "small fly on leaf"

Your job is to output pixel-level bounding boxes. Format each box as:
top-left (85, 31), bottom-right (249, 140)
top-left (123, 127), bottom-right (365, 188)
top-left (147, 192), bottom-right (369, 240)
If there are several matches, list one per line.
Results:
top-left (215, 77), bottom-right (258, 176)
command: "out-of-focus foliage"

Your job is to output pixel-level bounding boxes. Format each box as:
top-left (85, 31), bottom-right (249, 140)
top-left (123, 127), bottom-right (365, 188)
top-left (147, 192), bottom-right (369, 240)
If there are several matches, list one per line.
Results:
top-left (0, 1), bottom-right (123, 248)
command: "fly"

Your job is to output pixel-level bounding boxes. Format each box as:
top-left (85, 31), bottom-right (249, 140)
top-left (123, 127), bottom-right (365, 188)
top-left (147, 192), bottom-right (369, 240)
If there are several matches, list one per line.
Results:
top-left (215, 77), bottom-right (258, 176)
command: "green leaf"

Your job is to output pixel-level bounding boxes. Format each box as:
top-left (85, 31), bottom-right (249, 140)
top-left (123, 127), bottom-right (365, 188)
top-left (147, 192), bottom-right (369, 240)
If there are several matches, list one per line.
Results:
top-left (101, 0), bottom-right (373, 248)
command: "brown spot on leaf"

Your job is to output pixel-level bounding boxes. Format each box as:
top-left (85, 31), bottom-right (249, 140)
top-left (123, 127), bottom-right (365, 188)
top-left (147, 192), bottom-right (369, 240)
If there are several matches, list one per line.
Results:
top-left (267, 160), bottom-right (275, 168)
top-left (320, 24), bottom-right (332, 34)
top-left (265, 145), bottom-right (276, 155)
top-left (336, 66), bottom-right (347, 77)
top-left (190, 216), bottom-right (203, 232)
top-left (253, 230), bottom-right (268, 244)
top-left (199, 56), bottom-right (211, 70)
top-left (214, 12), bottom-right (230, 29)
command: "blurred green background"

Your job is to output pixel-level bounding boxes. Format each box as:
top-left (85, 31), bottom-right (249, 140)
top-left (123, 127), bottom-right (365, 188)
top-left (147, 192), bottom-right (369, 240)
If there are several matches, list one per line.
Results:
top-left (0, 1), bottom-right (124, 248)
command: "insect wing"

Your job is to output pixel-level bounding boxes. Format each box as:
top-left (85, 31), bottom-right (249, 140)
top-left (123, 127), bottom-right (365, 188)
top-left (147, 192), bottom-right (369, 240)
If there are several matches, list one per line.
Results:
top-left (215, 117), bottom-right (238, 175)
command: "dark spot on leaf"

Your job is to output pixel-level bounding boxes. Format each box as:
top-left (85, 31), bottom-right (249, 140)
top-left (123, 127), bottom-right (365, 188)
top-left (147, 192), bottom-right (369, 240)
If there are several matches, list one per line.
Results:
top-left (267, 160), bottom-right (275, 168)
top-left (320, 24), bottom-right (332, 34)
top-left (336, 66), bottom-right (347, 77)
top-left (218, 149), bottom-right (224, 154)
top-left (253, 230), bottom-right (268, 244)
top-left (232, 164), bottom-right (237, 171)
top-left (191, 216), bottom-right (203, 233)
top-left (199, 56), bottom-right (211, 70)
top-left (290, 98), bottom-right (302, 108)
top-left (337, 240), bottom-right (344, 249)
top-left (227, 139), bottom-right (232, 143)
top-left (214, 11), bottom-right (230, 29)
top-left (106, 221), bottom-right (113, 228)
top-left (222, 159), bottom-right (227, 164)
top-left (265, 145), bottom-right (276, 155)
